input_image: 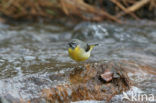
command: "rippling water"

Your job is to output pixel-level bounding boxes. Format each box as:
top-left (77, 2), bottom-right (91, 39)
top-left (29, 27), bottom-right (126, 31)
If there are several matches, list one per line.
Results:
top-left (0, 20), bottom-right (156, 102)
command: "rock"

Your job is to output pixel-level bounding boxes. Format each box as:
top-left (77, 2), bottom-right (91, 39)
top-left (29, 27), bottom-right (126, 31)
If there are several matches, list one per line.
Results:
top-left (41, 62), bottom-right (131, 103)
top-left (99, 69), bottom-right (113, 82)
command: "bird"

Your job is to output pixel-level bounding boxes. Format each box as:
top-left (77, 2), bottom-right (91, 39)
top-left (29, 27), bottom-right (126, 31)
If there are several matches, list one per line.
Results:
top-left (68, 39), bottom-right (98, 62)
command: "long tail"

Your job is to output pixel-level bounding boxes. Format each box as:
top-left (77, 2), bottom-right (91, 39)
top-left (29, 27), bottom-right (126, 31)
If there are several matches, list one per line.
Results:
top-left (89, 44), bottom-right (98, 50)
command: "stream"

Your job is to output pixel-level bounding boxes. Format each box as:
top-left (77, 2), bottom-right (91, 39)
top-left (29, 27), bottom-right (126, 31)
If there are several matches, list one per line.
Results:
top-left (0, 20), bottom-right (156, 102)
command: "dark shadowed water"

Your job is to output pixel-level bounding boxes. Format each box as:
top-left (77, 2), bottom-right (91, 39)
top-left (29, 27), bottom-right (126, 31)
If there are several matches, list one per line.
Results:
top-left (0, 20), bottom-right (156, 102)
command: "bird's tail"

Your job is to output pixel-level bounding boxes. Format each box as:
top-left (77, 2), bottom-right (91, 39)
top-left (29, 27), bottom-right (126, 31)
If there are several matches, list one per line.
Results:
top-left (89, 44), bottom-right (98, 50)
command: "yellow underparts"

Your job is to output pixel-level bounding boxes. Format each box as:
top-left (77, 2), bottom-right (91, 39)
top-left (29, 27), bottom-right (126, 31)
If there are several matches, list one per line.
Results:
top-left (68, 45), bottom-right (95, 62)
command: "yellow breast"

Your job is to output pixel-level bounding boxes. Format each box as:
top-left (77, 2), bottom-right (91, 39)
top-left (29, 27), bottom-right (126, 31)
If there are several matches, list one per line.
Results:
top-left (68, 46), bottom-right (90, 62)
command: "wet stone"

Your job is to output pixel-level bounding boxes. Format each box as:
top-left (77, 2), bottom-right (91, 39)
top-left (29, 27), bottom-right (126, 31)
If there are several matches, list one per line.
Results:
top-left (41, 61), bottom-right (132, 103)
top-left (99, 69), bottom-right (113, 82)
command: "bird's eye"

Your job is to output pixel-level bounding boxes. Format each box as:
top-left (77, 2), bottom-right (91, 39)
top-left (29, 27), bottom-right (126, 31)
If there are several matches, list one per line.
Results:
top-left (68, 42), bottom-right (77, 48)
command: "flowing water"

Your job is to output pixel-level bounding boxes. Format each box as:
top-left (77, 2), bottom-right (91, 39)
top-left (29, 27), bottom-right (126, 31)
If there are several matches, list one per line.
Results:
top-left (0, 20), bottom-right (156, 102)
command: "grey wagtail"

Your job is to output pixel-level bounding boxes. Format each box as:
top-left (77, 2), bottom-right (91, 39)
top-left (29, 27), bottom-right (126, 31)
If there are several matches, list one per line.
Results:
top-left (68, 39), bottom-right (98, 62)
